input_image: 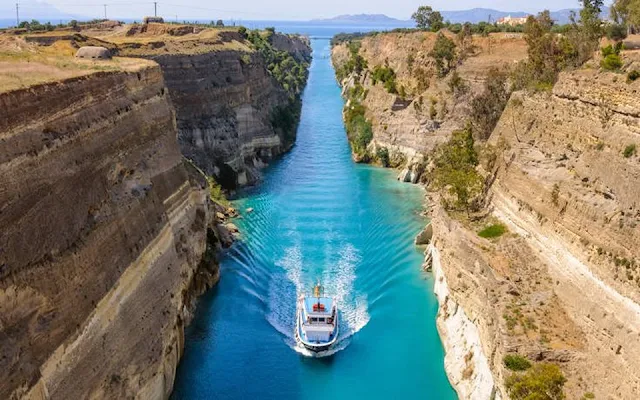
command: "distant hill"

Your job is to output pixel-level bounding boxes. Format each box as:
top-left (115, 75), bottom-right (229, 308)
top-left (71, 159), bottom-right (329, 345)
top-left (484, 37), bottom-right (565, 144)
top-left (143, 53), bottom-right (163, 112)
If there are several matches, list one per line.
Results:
top-left (311, 14), bottom-right (409, 25)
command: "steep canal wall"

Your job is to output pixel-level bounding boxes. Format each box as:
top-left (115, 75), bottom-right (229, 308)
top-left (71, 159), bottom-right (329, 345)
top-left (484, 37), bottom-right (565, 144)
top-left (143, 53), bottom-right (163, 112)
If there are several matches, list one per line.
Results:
top-left (0, 26), bottom-right (309, 399)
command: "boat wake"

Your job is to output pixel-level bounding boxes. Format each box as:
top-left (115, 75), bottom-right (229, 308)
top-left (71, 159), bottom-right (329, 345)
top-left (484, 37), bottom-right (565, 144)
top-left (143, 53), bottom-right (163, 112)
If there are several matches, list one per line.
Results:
top-left (265, 243), bottom-right (370, 357)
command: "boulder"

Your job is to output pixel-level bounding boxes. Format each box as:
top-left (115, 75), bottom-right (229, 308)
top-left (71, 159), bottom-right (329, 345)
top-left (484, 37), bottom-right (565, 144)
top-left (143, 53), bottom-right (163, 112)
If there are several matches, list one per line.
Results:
top-left (75, 46), bottom-right (111, 60)
top-left (415, 222), bottom-right (433, 245)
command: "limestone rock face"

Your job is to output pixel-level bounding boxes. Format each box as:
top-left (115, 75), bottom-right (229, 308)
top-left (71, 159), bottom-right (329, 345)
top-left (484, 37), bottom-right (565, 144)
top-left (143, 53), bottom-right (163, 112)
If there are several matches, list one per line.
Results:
top-left (144, 35), bottom-right (312, 189)
top-left (332, 32), bottom-right (527, 178)
top-left (0, 67), bottom-right (212, 399)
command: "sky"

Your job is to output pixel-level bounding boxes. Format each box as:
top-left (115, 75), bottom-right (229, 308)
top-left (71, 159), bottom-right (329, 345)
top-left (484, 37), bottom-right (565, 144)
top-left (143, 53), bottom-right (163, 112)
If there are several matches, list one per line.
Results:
top-left (2, 0), bottom-right (606, 22)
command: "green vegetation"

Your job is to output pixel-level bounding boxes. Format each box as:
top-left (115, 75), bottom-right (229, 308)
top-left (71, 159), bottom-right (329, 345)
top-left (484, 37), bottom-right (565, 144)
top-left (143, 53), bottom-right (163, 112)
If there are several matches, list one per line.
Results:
top-left (431, 127), bottom-right (484, 212)
top-left (582, 392), bottom-right (595, 399)
top-left (335, 41), bottom-right (368, 82)
top-left (271, 99), bottom-right (303, 143)
top-left (376, 147), bottom-right (390, 167)
top-left (448, 70), bottom-right (469, 98)
top-left (470, 68), bottom-right (509, 140)
top-left (245, 29), bottom-right (309, 99)
top-left (504, 354), bottom-right (532, 371)
top-left (623, 143), bottom-right (637, 158)
top-left (611, 0), bottom-right (640, 31)
top-left (627, 70), bottom-right (640, 82)
top-left (478, 223), bottom-right (507, 238)
top-left (429, 33), bottom-right (457, 77)
top-left (506, 363), bottom-right (567, 400)
top-left (344, 98), bottom-right (373, 159)
top-left (600, 42), bottom-right (624, 71)
top-left (513, 2), bottom-right (605, 91)
top-left (371, 65), bottom-right (397, 94)
top-left (411, 5), bottom-right (444, 32)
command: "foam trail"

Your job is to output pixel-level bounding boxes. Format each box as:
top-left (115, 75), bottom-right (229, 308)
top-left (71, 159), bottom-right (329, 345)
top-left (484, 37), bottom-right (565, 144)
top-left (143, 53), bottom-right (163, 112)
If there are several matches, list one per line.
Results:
top-left (265, 245), bottom-right (303, 339)
top-left (323, 244), bottom-right (370, 341)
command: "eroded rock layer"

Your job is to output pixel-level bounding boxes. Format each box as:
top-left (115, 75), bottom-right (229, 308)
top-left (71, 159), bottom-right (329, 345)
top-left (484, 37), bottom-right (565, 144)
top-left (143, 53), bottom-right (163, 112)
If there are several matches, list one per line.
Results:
top-left (0, 67), bottom-right (214, 399)
top-left (119, 30), bottom-right (312, 188)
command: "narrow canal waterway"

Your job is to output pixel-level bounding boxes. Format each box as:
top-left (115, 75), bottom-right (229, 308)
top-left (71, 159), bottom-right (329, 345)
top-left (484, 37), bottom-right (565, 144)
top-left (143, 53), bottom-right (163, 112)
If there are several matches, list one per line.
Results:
top-left (172, 38), bottom-right (456, 400)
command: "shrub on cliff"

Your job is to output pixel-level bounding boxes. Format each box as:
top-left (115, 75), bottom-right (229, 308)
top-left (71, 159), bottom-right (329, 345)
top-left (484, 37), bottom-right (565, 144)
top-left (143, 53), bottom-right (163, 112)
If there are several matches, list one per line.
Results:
top-left (470, 68), bottom-right (510, 140)
top-left (516, 3), bottom-right (603, 90)
top-left (431, 127), bottom-right (484, 212)
top-left (344, 100), bottom-right (374, 158)
top-left (504, 354), bottom-right (532, 371)
top-left (336, 41), bottom-right (368, 81)
top-left (376, 147), bottom-right (390, 167)
top-left (601, 43), bottom-right (624, 71)
top-left (371, 65), bottom-right (397, 94)
top-left (506, 363), bottom-right (567, 400)
top-left (429, 33), bottom-right (457, 77)
top-left (246, 29), bottom-right (309, 99)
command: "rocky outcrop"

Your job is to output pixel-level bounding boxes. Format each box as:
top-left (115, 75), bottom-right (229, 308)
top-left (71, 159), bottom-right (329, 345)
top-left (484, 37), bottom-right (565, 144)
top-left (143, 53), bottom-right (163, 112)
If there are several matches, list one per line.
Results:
top-left (334, 31), bottom-right (640, 399)
top-left (0, 66), bottom-right (225, 399)
top-left (484, 69), bottom-right (640, 399)
top-left (119, 30), bottom-right (312, 189)
top-left (332, 31), bottom-right (527, 176)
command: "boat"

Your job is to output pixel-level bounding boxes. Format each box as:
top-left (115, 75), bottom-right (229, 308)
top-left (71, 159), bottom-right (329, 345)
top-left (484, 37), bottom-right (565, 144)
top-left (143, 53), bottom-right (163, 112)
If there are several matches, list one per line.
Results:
top-left (295, 282), bottom-right (339, 353)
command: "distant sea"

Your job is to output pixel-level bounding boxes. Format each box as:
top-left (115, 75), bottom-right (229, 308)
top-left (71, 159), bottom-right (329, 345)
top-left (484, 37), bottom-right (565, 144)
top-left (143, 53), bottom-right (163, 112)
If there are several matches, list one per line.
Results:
top-left (0, 18), bottom-right (413, 37)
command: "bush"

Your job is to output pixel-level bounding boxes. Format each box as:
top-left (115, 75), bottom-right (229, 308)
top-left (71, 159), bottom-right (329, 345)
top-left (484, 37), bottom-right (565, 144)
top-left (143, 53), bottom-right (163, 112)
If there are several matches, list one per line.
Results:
top-left (506, 363), bottom-right (567, 400)
top-left (431, 127), bottom-right (484, 212)
top-left (627, 70), bottom-right (640, 82)
top-left (429, 33), bottom-right (457, 77)
top-left (470, 68), bottom-right (510, 140)
top-left (478, 223), bottom-right (507, 238)
top-left (504, 354), bottom-right (532, 371)
top-left (245, 29), bottom-right (309, 99)
top-left (623, 143), bottom-right (637, 158)
top-left (371, 65), bottom-right (397, 94)
top-left (376, 147), bottom-right (390, 167)
top-left (448, 70), bottom-right (469, 97)
top-left (606, 23), bottom-right (628, 42)
top-left (601, 54), bottom-right (623, 70)
top-left (335, 41), bottom-right (368, 81)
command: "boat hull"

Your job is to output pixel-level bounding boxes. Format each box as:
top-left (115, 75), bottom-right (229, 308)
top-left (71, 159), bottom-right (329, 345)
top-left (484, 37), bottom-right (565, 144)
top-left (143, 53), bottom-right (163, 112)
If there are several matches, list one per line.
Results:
top-left (295, 301), bottom-right (339, 354)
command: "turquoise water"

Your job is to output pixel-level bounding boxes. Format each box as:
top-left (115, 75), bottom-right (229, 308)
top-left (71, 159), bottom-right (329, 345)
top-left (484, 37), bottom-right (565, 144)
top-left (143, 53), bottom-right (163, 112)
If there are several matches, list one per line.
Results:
top-left (171, 38), bottom-right (456, 400)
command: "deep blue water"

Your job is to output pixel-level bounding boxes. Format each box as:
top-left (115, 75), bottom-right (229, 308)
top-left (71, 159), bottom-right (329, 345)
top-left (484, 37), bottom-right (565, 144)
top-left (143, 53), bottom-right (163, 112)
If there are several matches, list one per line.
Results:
top-left (171, 38), bottom-right (456, 400)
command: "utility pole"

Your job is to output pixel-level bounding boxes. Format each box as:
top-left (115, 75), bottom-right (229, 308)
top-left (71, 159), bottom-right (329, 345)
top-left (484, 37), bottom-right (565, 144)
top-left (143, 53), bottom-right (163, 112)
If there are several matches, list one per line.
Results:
top-left (16, 2), bottom-right (19, 26)
top-left (103, 4), bottom-right (107, 19)
top-left (154, 1), bottom-right (157, 17)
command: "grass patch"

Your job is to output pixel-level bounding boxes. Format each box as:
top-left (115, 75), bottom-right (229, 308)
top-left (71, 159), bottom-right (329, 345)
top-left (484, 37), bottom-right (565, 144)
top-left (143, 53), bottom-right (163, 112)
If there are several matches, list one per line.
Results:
top-left (478, 223), bottom-right (507, 238)
top-left (504, 354), bottom-right (532, 371)
top-left (623, 144), bottom-right (636, 158)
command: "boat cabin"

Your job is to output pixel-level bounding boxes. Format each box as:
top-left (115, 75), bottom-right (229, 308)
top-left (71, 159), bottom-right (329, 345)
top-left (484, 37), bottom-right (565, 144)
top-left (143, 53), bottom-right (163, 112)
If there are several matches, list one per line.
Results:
top-left (302, 297), bottom-right (336, 325)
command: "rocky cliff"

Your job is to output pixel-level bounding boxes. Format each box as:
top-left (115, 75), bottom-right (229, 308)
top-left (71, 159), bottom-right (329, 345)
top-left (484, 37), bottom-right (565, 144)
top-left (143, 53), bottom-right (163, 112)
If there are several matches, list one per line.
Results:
top-left (333, 31), bottom-right (640, 399)
top-left (0, 25), bottom-right (306, 399)
top-left (115, 26), bottom-right (312, 189)
top-left (332, 31), bottom-right (526, 180)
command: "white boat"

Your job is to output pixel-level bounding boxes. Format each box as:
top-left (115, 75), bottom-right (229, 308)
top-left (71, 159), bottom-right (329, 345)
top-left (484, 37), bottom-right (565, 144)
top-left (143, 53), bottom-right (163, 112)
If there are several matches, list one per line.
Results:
top-left (295, 283), bottom-right (339, 353)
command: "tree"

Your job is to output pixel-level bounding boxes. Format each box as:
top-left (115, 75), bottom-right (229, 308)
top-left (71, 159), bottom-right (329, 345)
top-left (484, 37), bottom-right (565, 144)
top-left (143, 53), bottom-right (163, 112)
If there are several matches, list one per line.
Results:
top-left (431, 127), bottom-right (484, 212)
top-left (457, 22), bottom-right (474, 60)
top-left (429, 33), bottom-right (457, 76)
top-left (216, 19), bottom-right (225, 27)
top-left (470, 68), bottom-right (509, 140)
top-left (412, 6), bottom-right (444, 31)
top-left (505, 363), bottom-right (567, 400)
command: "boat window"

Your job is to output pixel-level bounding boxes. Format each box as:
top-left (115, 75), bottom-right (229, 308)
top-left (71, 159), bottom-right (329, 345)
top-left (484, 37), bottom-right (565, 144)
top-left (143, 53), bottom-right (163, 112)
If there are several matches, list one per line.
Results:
top-left (319, 318), bottom-right (325, 323)
top-left (311, 317), bottom-right (318, 322)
